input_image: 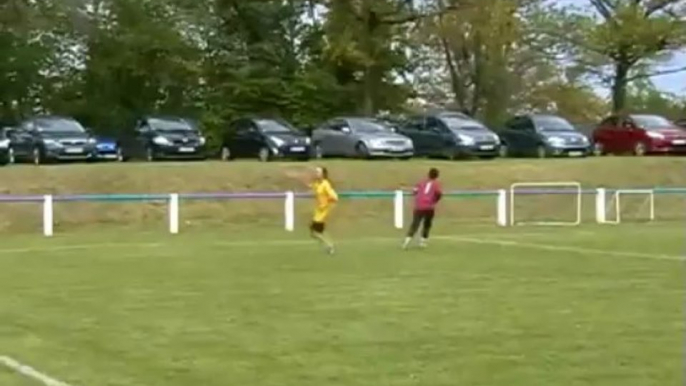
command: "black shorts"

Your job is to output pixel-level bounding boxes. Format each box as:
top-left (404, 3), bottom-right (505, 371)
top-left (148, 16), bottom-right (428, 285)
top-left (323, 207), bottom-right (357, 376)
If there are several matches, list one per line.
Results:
top-left (413, 209), bottom-right (435, 221)
top-left (310, 221), bottom-right (325, 233)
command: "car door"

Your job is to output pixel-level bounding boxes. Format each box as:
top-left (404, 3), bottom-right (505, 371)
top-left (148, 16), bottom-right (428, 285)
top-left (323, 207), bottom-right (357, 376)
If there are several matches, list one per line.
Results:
top-left (594, 116), bottom-right (618, 153)
top-left (233, 120), bottom-right (262, 157)
top-left (323, 119), bottom-right (349, 156)
top-left (616, 116), bottom-right (640, 154)
top-left (426, 117), bottom-right (454, 155)
top-left (502, 117), bottom-right (526, 155)
top-left (518, 117), bottom-right (541, 155)
top-left (396, 117), bottom-right (426, 154)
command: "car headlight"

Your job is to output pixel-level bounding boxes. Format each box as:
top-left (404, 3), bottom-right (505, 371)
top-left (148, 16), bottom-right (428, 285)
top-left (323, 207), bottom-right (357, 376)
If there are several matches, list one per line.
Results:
top-left (492, 135), bottom-right (501, 144)
top-left (367, 139), bottom-right (385, 148)
top-left (199, 136), bottom-right (206, 146)
top-left (458, 134), bottom-right (475, 145)
top-left (88, 138), bottom-right (97, 144)
top-left (547, 136), bottom-right (565, 146)
top-left (152, 136), bottom-right (171, 145)
top-left (304, 137), bottom-right (311, 145)
top-left (0, 139), bottom-right (9, 148)
top-left (43, 139), bottom-right (60, 147)
top-left (646, 131), bottom-right (665, 139)
top-left (270, 136), bottom-right (285, 147)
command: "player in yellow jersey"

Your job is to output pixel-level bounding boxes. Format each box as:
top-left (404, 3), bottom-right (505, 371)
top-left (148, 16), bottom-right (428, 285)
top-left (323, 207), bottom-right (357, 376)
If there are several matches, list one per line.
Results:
top-left (287, 166), bottom-right (338, 254)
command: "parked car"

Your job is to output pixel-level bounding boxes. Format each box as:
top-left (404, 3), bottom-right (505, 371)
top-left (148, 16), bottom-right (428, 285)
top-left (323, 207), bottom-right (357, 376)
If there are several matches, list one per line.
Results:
top-left (395, 111), bottom-right (499, 159)
top-left (499, 114), bottom-right (591, 158)
top-left (312, 117), bottom-right (413, 159)
top-left (11, 116), bottom-right (97, 164)
top-left (122, 116), bottom-right (207, 161)
top-left (220, 118), bottom-right (311, 161)
top-left (0, 127), bottom-right (13, 165)
top-left (92, 135), bottom-right (123, 161)
top-left (592, 114), bottom-right (686, 156)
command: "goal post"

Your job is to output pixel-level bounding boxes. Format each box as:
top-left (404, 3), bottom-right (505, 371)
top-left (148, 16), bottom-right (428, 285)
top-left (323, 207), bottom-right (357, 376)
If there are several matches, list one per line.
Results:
top-left (509, 182), bottom-right (582, 226)
top-left (596, 188), bottom-right (655, 224)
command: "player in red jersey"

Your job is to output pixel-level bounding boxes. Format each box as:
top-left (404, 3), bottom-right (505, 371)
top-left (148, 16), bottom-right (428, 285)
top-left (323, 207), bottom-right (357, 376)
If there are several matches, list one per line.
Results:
top-left (403, 167), bottom-right (442, 249)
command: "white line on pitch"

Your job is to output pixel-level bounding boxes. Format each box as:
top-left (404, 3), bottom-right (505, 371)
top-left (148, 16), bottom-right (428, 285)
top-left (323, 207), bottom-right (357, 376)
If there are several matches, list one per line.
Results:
top-left (0, 232), bottom-right (550, 256)
top-left (0, 356), bottom-right (76, 386)
top-left (441, 236), bottom-right (684, 262)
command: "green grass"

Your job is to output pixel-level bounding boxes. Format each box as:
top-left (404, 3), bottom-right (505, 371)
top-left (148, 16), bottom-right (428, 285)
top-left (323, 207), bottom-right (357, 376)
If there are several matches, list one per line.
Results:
top-left (0, 223), bottom-right (682, 386)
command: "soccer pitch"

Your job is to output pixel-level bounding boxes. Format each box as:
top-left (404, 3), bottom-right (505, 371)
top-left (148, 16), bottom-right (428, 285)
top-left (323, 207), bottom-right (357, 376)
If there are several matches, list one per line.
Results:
top-left (0, 223), bottom-right (682, 386)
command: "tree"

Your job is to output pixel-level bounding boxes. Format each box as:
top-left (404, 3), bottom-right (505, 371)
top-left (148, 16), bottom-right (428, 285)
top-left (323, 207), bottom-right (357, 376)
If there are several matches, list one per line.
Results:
top-left (561, 0), bottom-right (686, 112)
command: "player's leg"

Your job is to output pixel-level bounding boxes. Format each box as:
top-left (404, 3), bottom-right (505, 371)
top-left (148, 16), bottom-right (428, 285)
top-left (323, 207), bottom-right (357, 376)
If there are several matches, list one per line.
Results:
top-left (403, 210), bottom-right (424, 249)
top-left (310, 220), bottom-right (335, 255)
top-left (419, 210), bottom-right (435, 247)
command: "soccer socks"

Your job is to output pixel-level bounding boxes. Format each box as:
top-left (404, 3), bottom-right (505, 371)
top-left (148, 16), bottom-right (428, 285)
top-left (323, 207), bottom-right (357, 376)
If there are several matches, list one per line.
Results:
top-left (402, 237), bottom-right (412, 249)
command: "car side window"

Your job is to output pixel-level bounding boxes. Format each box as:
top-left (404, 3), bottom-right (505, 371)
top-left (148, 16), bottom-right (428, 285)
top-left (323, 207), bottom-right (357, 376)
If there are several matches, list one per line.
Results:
top-left (235, 120), bottom-right (255, 135)
top-left (426, 117), bottom-right (445, 133)
top-left (621, 117), bottom-right (634, 129)
top-left (404, 117), bottom-right (425, 131)
top-left (330, 120), bottom-right (349, 132)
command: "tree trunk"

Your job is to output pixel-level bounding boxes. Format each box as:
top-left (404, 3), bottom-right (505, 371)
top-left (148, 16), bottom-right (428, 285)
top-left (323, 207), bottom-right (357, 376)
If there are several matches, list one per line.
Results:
top-left (362, 64), bottom-right (377, 115)
top-left (611, 61), bottom-right (630, 113)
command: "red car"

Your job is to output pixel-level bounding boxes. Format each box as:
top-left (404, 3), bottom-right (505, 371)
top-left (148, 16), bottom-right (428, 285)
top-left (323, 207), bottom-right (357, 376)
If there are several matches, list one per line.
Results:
top-left (592, 114), bottom-right (686, 156)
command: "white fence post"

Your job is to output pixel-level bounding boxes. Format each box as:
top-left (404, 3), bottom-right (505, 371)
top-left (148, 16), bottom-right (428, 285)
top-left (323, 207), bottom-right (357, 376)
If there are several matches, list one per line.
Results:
top-left (497, 189), bottom-right (507, 226)
top-left (43, 195), bottom-right (53, 237)
top-left (394, 190), bottom-right (404, 229)
top-left (284, 191), bottom-right (295, 231)
top-left (169, 193), bottom-right (179, 234)
top-left (595, 188), bottom-right (606, 224)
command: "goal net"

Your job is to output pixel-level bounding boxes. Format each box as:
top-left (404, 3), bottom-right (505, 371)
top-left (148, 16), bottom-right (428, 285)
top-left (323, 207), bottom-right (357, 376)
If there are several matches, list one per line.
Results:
top-left (598, 189), bottom-right (654, 224)
top-left (509, 182), bottom-right (582, 226)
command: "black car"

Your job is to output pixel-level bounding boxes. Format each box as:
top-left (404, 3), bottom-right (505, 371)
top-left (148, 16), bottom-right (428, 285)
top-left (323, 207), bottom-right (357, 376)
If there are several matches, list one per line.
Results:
top-left (122, 116), bottom-right (207, 161)
top-left (396, 111), bottom-right (501, 159)
top-left (499, 114), bottom-right (591, 158)
top-left (220, 118), bottom-right (311, 161)
top-left (0, 127), bottom-right (13, 165)
top-left (11, 116), bottom-right (97, 164)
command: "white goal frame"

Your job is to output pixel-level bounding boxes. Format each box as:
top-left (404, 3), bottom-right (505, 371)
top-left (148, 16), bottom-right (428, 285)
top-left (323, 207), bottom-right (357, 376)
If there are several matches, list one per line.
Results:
top-left (600, 189), bottom-right (655, 225)
top-left (509, 182), bottom-right (582, 226)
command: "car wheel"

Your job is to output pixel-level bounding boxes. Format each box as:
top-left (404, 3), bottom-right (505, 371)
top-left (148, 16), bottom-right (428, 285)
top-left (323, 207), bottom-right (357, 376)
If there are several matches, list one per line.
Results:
top-left (634, 142), bottom-right (647, 156)
top-left (593, 142), bottom-right (605, 156)
top-left (146, 147), bottom-right (155, 162)
top-left (258, 147), bottom-right (270, 162)
top-left (536, 145), bottom-right (547, 159)
top-left (356, 142), bottom-right (370, 159)
top-left (499, 144), bottom-right (509, 158)
top-left (313, 143), bottom-right (324, 159)
top-left (220, 146), bottom-right (232, 161)
top-left (32, 147), bottom-right (42, 165)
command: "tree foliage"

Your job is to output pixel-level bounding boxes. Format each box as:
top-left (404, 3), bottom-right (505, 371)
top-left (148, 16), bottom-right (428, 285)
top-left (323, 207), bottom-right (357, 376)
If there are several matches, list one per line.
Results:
top-left (0, 0), bottom-right (684, 138)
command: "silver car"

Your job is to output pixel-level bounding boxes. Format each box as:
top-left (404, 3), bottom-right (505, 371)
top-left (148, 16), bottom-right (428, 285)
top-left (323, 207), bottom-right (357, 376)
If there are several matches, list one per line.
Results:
top-left (312, 117), bottom-right (414, 159)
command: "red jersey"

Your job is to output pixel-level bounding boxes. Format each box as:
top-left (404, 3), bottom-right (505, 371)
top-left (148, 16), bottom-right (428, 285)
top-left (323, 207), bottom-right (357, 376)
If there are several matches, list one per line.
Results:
top-left (413, 179), bottom-right (442, 210)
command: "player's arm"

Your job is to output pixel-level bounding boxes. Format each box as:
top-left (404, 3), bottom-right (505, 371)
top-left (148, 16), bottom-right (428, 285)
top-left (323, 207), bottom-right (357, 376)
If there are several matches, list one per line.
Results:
top-left (284, 169), bottom-right (312, 188)
top-left (434, 182), bottom-right (443, 202)
top-left (325, 183), bottom-right (339, 203)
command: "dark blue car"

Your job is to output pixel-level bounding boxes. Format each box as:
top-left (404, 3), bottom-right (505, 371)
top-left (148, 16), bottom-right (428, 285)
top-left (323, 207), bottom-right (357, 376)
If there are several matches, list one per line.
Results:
top-left (499, 114), bottom-right (591, 158)
top-left (93, 136), bottom-right (123, 161)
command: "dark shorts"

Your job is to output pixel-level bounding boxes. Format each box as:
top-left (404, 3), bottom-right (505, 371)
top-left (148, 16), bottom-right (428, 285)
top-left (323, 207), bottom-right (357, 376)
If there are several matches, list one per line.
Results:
top-left (413, 209), bottom-right (435, 221)
top-left (310, 221), bottom-right (325, 233)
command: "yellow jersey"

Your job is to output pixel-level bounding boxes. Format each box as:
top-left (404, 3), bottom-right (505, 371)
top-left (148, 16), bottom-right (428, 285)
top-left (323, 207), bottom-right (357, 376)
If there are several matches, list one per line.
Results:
top-left (311, 179), bottom-right (338, 222)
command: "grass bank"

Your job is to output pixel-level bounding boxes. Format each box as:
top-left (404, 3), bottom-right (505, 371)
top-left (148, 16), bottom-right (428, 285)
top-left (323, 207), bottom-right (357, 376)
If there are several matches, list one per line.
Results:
top-left (0, 157), bottom-right (683, 233)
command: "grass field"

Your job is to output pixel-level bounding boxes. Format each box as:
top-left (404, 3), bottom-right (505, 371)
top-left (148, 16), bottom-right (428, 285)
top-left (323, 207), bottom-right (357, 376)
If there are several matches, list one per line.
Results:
top-left (0, 158), bottom-right (684, 385)
top-left (0, 223), bottom-right (683, 386)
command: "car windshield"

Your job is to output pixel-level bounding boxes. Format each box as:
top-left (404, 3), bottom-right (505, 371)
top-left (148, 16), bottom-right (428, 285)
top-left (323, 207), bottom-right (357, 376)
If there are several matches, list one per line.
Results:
top-left (442, 116), bottom-right (487, 131)
top-left (257, 120), bottom-right (293, 133)
top-left (148, 118), bottom-right (193, 132)
top-left (350, 119), bottom-right (391, 133)
top-left (35, 118), bottom-right (85, 132)
top-left (632, 115), bottom-right (673, 130)
top-left (535, 116), bottom-right (576, 132)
